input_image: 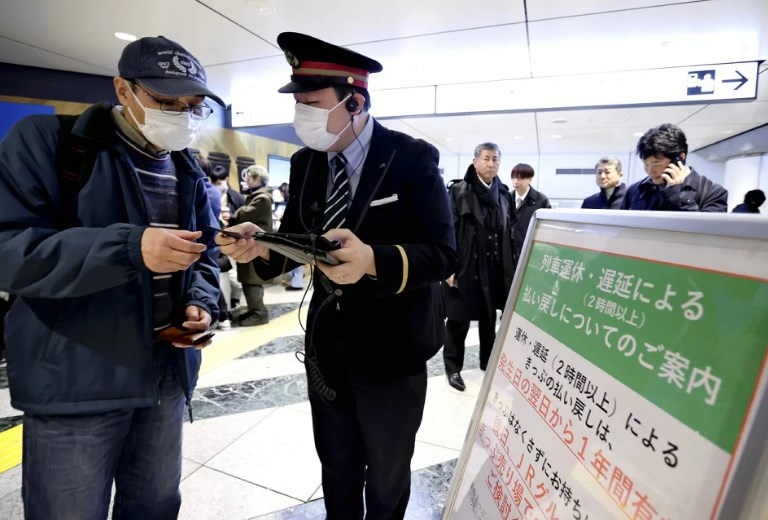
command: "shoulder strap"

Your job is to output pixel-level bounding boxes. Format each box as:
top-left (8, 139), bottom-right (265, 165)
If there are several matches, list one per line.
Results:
top-left (447, 178), bottom-right (462, 191)
top-left (696, 173), bottom-right (709, 206)
top-left (448, 179), bottom-right (467, 199)
top-left (55, 114), bottom-right (98, 228)
top-left (56, 114), bottom-right (97, 190)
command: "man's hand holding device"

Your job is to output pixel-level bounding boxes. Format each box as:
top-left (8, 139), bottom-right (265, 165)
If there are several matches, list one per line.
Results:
top-left (211, 223), bottom-right (270, 263)
top-left (663, 155), bottom-right (690, 186)
top-left (316, 228), bottom-right (376, 285)
top-left (212, 224), bottom-right (344, 268)
top-left (157, 305), bottom-right (214, 349)
top-left (156, 327), bottom-right (214, 349)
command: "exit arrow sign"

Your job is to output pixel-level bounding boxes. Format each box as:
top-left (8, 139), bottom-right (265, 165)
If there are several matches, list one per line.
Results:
top-left (686, 62), bottom-right (759, 99)
top-left (723, 70), bottom-right (748, 91)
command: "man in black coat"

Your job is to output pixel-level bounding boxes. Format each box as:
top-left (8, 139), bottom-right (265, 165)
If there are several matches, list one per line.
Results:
top-left (582, 156), bottom-right (627, 209)
top-left (621, 124), bottom-right (727, 212)
top-left (217, 32), bottom-right (456, 519)
top-left (443, 143), bottom-right (515, 392)
top-left (511, 163), bottom-right (552, 264)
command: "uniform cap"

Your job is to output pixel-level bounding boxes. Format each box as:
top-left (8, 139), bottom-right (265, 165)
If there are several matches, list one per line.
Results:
top-left (276, 32), bottom-right (382, 94)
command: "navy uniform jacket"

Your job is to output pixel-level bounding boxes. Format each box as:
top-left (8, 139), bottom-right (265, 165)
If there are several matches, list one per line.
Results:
top-left (620, 168), bottom-right (727, 212)
top-left (581, 183), bottom-right (627, 209)
top-left (252, 120), bottom-right (457, 379)
top-left (512, 187), bottom-right (551, 263)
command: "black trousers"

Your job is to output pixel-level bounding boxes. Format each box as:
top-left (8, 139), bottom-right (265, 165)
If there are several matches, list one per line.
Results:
top-left (307, 367), bottom-right (427, 520)
top-left (443, 313), bottom-right (496, 374)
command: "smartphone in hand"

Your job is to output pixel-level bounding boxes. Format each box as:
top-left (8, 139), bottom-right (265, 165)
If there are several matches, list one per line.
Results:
top-left (205, 225), bottom-right (247, 240)
top-left (186, 330), bottom-right (215, 345)
top-left (156, 326), bottom-right (215, 346)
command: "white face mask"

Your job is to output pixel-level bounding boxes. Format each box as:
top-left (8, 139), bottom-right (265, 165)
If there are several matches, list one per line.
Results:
top-left (293, 95), bottom-right (352, 151)
top-left (126, 86), bottom-right (203, 151)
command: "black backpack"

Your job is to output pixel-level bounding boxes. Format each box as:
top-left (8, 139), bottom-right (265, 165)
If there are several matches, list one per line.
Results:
top-left (0, 116), bottom-right (97, 311)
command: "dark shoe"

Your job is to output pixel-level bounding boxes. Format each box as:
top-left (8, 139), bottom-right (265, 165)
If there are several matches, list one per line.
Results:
top-left (285, 286), bottom-right (303, 291)
top-left (448, 373), bottom-right (466, 391)
top-left (235, 313), bottom-right (269, 327)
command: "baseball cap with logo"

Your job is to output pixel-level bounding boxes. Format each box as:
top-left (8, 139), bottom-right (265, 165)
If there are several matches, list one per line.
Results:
top-left (118, 35), bottom-right (226, 107)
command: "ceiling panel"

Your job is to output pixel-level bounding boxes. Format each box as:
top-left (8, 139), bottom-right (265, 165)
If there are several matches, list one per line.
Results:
top-left (387, 104), bottom-right (731, 156)
top-left (526, 0), bottom-right (698, 20)
top-left (0, 0), bottom-right (276, 74)
top-left (537, 105), bottom-right (707, 131)
top-left (390, 113), bottom-right (537, 136)
top-left (537, 124), bottom-right (636, 154)
top-left (206, 54), bottom-right (288, 108)
top-left (386, 112), bottom-right (538, 156)
top-left (681, 124), bottom-right (758, 150)
top-left (528, 0), bottom-right (766, 76)
top-left (204, 0), bottom-right (527, 45)
top-left (212, 24), bottom-right (531, 114)
top-left (349, 25), bottom-right (531, 89)
top-left (0, 0), bottom-right (765, 158)
top-left (683, 100), bottom-right (768, 127)
top-left (378, 119), bottom-right (461, 159)
top-left (0, 36), bottom-right (113, 75)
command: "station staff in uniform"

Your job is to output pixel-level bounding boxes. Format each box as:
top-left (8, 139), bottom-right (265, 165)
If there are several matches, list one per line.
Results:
top-left (218, 32), bottom-right (456, 519)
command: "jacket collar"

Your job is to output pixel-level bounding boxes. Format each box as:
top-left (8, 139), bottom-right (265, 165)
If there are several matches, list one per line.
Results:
top-left (70, 102), bottom-right (122, 149)
top-left (70, 101), bottom-right (204, 181)
top-left (345, 120), bottom-right (397, 233)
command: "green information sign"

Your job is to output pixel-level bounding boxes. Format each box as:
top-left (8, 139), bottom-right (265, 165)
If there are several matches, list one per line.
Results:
top-left (515, 241), bottom-right (768, 453)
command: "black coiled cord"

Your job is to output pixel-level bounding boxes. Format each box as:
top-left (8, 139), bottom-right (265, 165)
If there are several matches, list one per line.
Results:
top-left (294, 237), bottom-right (338, 402)
top-left (295, 350), bottom-right (336, 402)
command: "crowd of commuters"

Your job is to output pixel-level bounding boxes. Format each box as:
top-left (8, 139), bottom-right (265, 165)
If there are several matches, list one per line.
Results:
top-left (0, 28), bottom-right (759, 520)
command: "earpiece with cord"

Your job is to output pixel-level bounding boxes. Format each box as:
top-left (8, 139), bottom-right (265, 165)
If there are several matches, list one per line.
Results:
top-left (292, 88), bottom-right (372, 402)
top-left (293, 234), bottom-right (338, 402)
top-left (345, 87), bottom-right (359, 113)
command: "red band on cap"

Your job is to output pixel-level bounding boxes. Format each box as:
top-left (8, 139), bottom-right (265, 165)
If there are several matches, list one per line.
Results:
top-left (293, 60), bottom-right (370, 89)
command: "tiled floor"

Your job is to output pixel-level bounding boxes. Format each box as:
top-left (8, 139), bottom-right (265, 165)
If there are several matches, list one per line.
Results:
top-left (0, 282), bottom-right (489, 519)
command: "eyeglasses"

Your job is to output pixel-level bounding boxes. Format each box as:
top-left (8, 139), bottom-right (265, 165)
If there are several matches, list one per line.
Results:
top-left (131, 82), bottom-right (214, 120)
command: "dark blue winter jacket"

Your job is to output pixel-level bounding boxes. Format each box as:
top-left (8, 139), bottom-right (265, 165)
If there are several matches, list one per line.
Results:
top-left (0, 103), bottom-right (220, 415)
top-left (619, 168), bottom-right (727, 212)
top-left (581, 183), bottom-right (627, 209)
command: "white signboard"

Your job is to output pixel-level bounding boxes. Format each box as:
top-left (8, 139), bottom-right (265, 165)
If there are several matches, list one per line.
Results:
top-left (444, 211), bottom-right (768, 520)
top-left (230, 61), bottom-right (760, 126)
top-left (436, 62), bottom-right (759, 114)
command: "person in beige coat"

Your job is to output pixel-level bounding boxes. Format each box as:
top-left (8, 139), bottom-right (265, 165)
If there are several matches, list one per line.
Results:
top-left (230, 165), bottom-right (273, 326)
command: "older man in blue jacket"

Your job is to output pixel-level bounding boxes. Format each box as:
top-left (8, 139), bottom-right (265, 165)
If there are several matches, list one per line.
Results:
top-left (582, 156), bottom-right (627, 209)
top-left (0, 36), bottom-right (222, 519)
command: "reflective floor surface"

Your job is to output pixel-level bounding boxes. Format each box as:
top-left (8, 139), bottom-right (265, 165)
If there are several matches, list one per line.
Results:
top-left (0, 282), bottom-right (487, 519)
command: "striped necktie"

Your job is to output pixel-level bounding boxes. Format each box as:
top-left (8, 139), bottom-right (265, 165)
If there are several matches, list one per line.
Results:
top-left (324, 153), bottom-right (349, 231)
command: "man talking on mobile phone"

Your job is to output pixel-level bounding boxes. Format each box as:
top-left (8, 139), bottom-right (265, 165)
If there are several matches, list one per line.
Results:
top-left (218, 32), bottom-right (456, 519)
top-left (620, 123), bottom-right (727, 212)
